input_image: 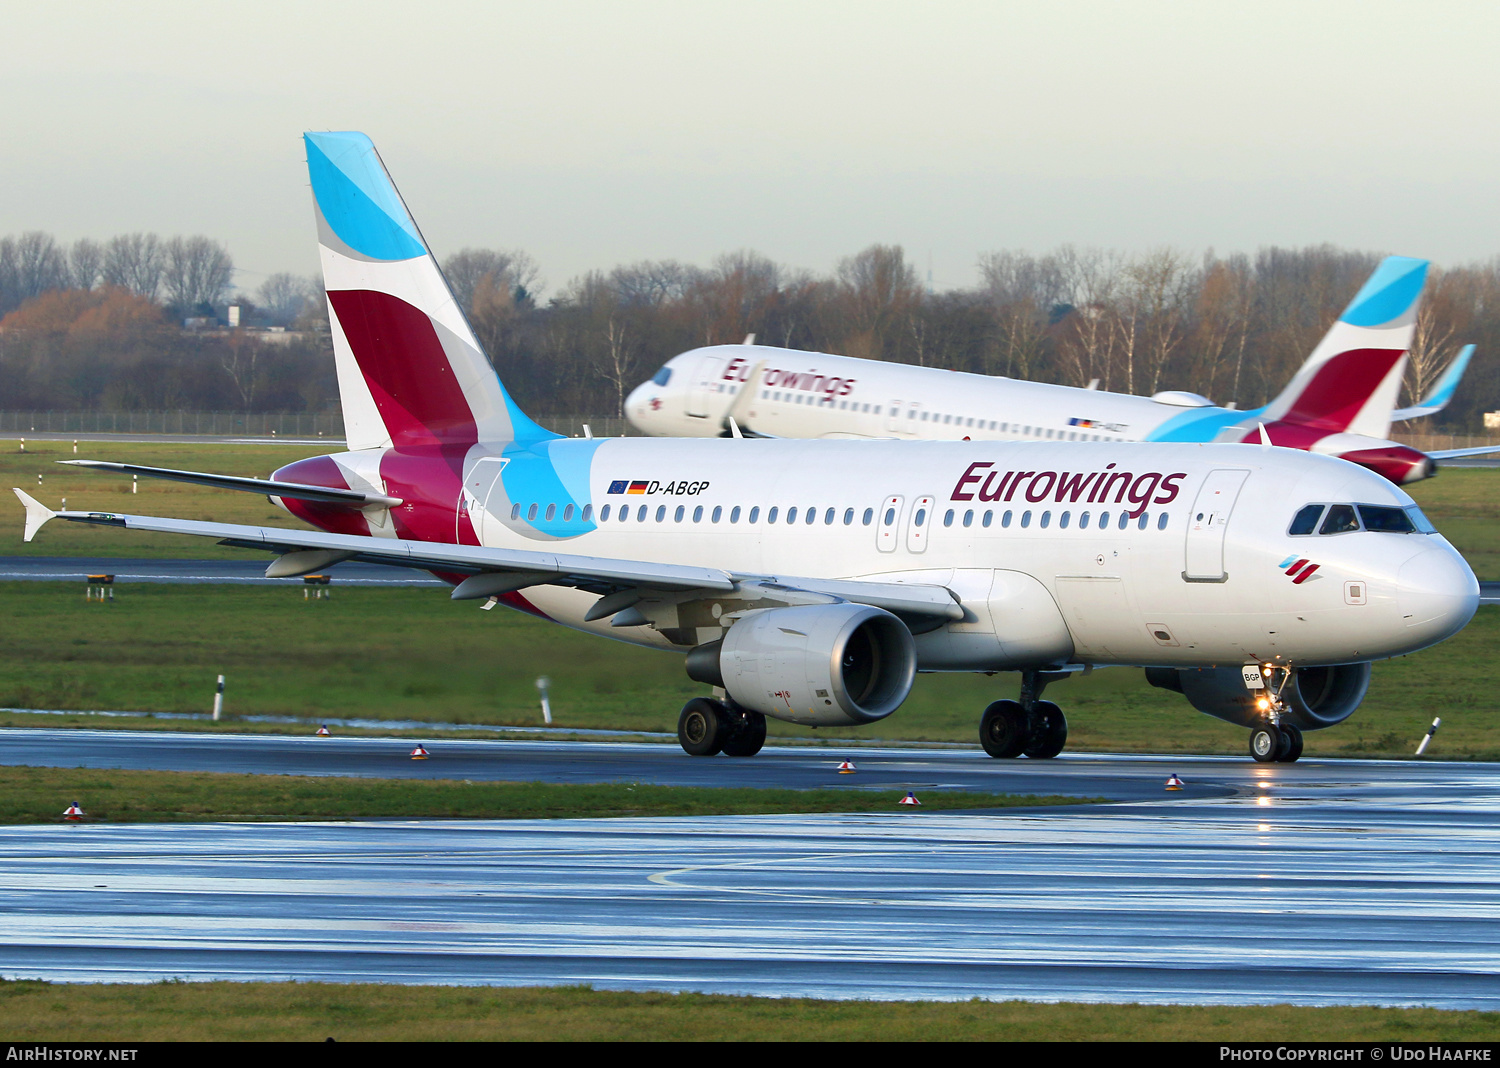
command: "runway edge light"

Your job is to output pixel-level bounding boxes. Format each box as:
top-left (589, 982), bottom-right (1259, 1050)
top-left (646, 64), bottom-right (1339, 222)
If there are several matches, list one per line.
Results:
top-left (837, 760), bottom-right (856, 774)
top-left (63, 801), bottom-right (84, 821)
top-left (411, 744), bottom-right (430, 760)
top-left (1165, 774), bottom-right (1185, 791)
top-left (899, 791), bottom-right (921, 806)
top-left (1415, 717), bottom-right (1441, 756)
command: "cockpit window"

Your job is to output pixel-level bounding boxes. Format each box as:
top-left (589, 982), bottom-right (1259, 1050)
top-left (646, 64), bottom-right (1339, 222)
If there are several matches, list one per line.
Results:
top-left (651, 365), bottom-right (672, 386)
top-left (1357, 505), bottom-right (1416, 533)
top-left (1288, 504), bottom-right (1324, 536)
top-left (1319, 504), bottom-right (1360, 535)
top-left (1405, 505), bottom-right (1436, 533)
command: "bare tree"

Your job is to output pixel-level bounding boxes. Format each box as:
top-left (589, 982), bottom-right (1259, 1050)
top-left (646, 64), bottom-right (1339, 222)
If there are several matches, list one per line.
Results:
top-left (978, 250), bottom-right (1064, 378)
top-left (442, 248), bottom-right (541, 317)
top-left (257, 272), bottom-right (316, 327)
top-left (101, 234), bottom-right (163, 301)
top-left (162, 235), bottom-right (234, 313)
top-left (1127, 248), bottom-right (1196, 394)
top-left (834, 244), bottom-right (923, 361)
top-left (69, 239), bottom-right (104, 291)
top-left (1054, 246), bottom-right (1124, 389)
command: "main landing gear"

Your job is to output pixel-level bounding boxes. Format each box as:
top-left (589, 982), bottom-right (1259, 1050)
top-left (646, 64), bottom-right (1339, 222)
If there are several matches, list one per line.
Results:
top-left (677, 697), bottom-right (767, 757)
top-left (1248, 664), bottom-right (1304, 763)
top-left (981, 669), bottom-right (1070, 759)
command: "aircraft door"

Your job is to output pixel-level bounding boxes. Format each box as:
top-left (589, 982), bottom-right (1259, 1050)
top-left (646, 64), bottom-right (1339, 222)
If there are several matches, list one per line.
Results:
top-left (1183, 468), bottom-right (1249, 582)
top-left (462, 457), bottom-right (509, 545)
top-left (876, 495), bottom-right (903, 552)
top-left (686, 353), bottom-right (726, 418)
top-left (886, 401), bottom-right (904, 434)
top-left (906, 495), bottom-right (935, 553)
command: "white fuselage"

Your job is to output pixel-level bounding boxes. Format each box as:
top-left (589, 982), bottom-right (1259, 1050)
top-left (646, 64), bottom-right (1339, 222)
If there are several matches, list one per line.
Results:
top-left (422, 437), bottom-right (1476, 673)
top-left (626, 344), bottom-right (1250, 445)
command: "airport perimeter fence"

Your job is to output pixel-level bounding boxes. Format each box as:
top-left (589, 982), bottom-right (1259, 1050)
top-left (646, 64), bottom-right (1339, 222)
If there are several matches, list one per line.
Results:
top-left (0, 411), bottom-right (638, 439)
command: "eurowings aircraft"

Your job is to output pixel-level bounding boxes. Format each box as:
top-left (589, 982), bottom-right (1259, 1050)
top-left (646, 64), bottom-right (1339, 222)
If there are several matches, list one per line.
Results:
top-left (625, 273), bottom-right (1489, 484)
top-left (13, 132), bottom-right (1480, 764)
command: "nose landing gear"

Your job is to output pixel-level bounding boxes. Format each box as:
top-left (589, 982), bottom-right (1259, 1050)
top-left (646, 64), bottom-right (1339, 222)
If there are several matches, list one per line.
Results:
top-left (981, 670), bottom-right (1070, 759)
top-left (1248, 664), bottom-right (1304, 763)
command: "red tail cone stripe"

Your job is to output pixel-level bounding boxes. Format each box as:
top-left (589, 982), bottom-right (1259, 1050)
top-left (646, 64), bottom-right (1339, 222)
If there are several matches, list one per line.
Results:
top-left (1292, 563), bottom-right (1320, 584)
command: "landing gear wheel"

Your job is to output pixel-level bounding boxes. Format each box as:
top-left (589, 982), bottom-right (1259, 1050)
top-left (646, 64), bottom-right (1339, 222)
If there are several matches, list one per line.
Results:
top-left (1250, 724), bottom-right (1283, 763)
top-left (720, 708), bottom-right (767, 757)
top-left (678, 698), bottom-right (728, 756)
top-left (980, 700), bottom-right (1028, 758)
top-left (1278, 724), bottom-right (1304, 763)
top-left (1023, 701), bottom-right (1068, 759)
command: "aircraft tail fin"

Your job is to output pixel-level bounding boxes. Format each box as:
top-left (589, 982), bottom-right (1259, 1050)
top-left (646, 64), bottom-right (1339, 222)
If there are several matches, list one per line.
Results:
top-left (1259, 256), bottom-right (1428, 441)
top-left (1393, 344), bottom-right (1476, 421)
top-left (304, 132), bottom-right (554, 452)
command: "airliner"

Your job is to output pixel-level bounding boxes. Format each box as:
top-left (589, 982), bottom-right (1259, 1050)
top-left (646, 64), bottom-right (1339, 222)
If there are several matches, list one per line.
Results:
top-left (625, 277), bottom-right (1487, 485)
top-left (13, 132), bottom-right (1479, 764)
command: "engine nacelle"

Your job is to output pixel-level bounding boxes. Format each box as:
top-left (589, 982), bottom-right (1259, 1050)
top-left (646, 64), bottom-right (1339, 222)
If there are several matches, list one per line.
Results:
top-left (1145, 663), bottom-right (1372, 731)
top-left (687, 604), bottom-right (916, 726)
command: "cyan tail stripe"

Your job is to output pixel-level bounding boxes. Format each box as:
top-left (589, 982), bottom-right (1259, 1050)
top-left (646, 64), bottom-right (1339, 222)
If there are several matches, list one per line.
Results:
top-left (1339, 256), bottom-right (1428, 328)
top-left (1143, 405), bottom-right (1265, 442)
top-left (306, 133), bottom-right (426, 262)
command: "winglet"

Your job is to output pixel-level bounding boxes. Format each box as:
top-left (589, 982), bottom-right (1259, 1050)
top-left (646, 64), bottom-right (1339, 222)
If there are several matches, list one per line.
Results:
top-left (13, 488), bottom-right (56, 543)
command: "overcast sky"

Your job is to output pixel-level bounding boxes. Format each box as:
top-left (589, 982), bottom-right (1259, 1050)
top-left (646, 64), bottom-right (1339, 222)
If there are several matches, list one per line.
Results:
top-left (3, 1), bottom-right (1495, 296)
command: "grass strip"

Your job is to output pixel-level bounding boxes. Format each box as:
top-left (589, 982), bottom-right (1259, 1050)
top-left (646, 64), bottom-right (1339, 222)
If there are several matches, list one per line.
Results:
top-left (1, 765), bottom-right (1091, 823)
top-left (0, 980), bottom-right (1493, 1041)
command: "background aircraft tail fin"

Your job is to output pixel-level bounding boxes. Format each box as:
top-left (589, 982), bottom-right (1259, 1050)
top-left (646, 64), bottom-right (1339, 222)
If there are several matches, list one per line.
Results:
top-left (1393, 343), bottom-right (1475, 421)
top-left (305, 132), bottom-right (554, 452)
top-left (1259, 256), bottom-right (1428, 441)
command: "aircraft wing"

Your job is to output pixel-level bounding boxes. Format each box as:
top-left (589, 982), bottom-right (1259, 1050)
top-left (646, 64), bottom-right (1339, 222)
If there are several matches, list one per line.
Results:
top-left (11, 490), bottom-right (962, 622)
top-left (56, 460), bottom-right (402, 508)
top-left (1393, 344), bottom-right (1476, 421)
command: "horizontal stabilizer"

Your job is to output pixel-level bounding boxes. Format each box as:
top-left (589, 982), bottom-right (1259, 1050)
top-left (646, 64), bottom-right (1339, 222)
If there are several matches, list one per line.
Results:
top-left (1427, 444), bottom-right (1500, 461)
top-left (59, 460), bottom-right (402, 508)
top-left (11, 489), bottom-right (56, 543)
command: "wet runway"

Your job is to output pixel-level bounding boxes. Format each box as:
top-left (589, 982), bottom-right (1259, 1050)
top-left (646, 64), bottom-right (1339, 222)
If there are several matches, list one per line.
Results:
top-left (3, 731), bottom-right (1500, 1004)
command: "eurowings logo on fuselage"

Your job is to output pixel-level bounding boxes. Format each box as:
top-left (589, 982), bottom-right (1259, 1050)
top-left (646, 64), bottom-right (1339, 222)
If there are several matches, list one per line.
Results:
top-left (950, 461), bottom-right (1187, 518)
top-left (1278, 556), bottom-right (1321, 584)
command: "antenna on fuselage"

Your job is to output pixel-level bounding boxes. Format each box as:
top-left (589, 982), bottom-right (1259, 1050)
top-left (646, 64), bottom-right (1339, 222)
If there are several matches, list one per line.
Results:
top-left (1258, 422), bottom-right (1272, 449)
top-left (727, 416), bottom-right (745, 439)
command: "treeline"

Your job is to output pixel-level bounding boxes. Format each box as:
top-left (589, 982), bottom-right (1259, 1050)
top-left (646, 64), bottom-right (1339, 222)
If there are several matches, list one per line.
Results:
top-left (1, 233), bottom-right (1496, 428)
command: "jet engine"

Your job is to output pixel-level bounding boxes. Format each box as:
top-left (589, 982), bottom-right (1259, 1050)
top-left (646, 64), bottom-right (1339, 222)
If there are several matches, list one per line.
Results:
top-left (686, 604), bottom-right (916, 726)
top-left (1145, 663), bottom-right (1371, 731)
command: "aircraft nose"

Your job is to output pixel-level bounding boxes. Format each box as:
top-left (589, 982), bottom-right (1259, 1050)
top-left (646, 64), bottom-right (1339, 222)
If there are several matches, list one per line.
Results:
top-left (1396, 545), bottom-right (1479, 646)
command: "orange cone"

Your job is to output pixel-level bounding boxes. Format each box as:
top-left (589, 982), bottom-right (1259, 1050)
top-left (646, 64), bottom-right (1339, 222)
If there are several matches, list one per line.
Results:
top-left (315, 725), bottom-right (330, 737)
top-left (410, 745), bottom-right (430, 760)
top-left (898, 791), bottom-right (921, 806)
top-left (837, 760), bottom-right (857, 774)
top-left (63, 802), bottom-right (84, 821)
top-left (1165, 774), bottom-right (1185, 791)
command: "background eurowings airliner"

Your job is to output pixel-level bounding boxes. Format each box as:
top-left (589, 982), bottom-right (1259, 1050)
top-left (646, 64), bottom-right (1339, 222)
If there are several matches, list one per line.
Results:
top-left (625, 274), bottom-right (1488, 485)
top-left (13, 132), bottom-right (1479, 764)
